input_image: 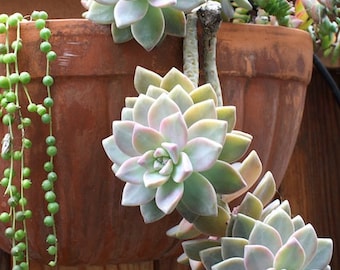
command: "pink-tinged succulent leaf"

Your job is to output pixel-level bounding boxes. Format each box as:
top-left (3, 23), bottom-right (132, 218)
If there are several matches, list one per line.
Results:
top-left (264, 209), bottom-right (294, 244)
top-left (194, 206), bottom-right (230, 237)
top-left (148, 94), bottom-right (180, 130)
top-left (143, 170), bottom-right (170, 188)
top-left (166, 218), bottom-right (201, 239)
top-left (221, 237), bottom-right (248, 260)
top-left (211, 257), bottom-right (245, 270)
top-left (121, 107), bottom-right (133, 121)
top-left (248, 221), bottom-right (282, 255)
top-left (131, 6), bottom-right (165, 51)
top-left (132, 124), bottom-right (164, 153)
top-left (155, 179), bottom-right (184, 214)
top-left (137, 150), bottom-right (155, 169)
top-left (158, 159), bottom-right (174, 175)
top-left (231, 214), bottom-right (256, 238)
top-left (189, 84), bottom-right (218, 105)
top-left (160, 67), bottom-right (195, 92)
top-left (111, 22), bottom-right (133, 43)
top-left (244, 245), bottom-right (274, 270)
top-left (188, 119), bottom-right (227, 146)
top-left (237, 193), bottom-right (263, 220)
top-left (184, 100), bottom-right (217, 127)
top-left (200, 246), bottom-right (223, 270)
top-left (145, 85), bottom-right (168, 99)
top-left (113, 121), bottom-right (139, 156)
top-left (121, 182), bottom-right (156, 206)
top-left (184, 137), bottom-right (222, 172)
top-left (218, 131), bottom-right (252, 163)
top-left (168, 85), bottom-right (194, 113)
top-left (290, 224), bottom-right (318, 265)
top-left (161, 142), bottom-right (180, 164)
top-left (116, 157), bottom-right (146, 184)
top-left (132, 94), bottom-right (155, 125)
top-left (274, 237), bottom-right (305, 269)
top-left (189, 259), bottom-right (205, 270)
top-left (84, 1), bottom-right (115, 24)
top-left (160, 112), bottom-right (188, 149)
top-left (134, 66), bottom-right (162, 94)
top-left (303, 238), bottom-right (333, 269)
top-left (175, 0), bottom-right (205, 12)
top-left (172, 152), bottom-right (193, 183)
top-left (149, 0), bottom-right (176, 7)
top-left (182, 239), bottom-right (221, 261)
top-left (162, 7), bottom-right (186, 37)
top-left (252, 172), bottom-right (276, 207)
top-left (102, 135), bottom-right (130, 165)
top-left (114, 0), bottom-right (149, 28)
top-left (140, 200), bottom-right (166, 223)
top-left (200, 161), bottom-right (246, 194)
top-left (216, 106), bottom-right (236, 132)
top-left (292, 215), bottom-right (306, 231)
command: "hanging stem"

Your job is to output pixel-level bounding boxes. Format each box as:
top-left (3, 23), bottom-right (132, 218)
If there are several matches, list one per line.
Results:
top-left (183, 12), bottom-right (199, 88)
top-left (198, 1), bottom-right (223, 106)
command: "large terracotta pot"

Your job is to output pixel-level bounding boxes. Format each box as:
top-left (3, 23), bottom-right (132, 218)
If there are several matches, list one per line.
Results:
top-left (0, 19), bottom-right (313, 266)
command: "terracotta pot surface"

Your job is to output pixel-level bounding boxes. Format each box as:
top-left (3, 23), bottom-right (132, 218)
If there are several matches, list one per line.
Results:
top-left (0, 19), bottom-right (313, 265)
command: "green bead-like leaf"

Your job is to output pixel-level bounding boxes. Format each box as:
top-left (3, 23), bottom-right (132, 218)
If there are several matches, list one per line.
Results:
top-left (182, 239), bottom-right (220, 261)
top-left (134, 66), bottom-right (162, 94)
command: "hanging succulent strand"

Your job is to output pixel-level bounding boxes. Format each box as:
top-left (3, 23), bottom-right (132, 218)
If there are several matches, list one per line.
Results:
top-left (197, 1), bottom-right (223, 106)
top-left (183, 12), bottom-right (199, 88)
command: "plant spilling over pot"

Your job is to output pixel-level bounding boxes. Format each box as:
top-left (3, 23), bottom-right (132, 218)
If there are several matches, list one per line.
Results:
top-left (82, 0), bottom-right (340, 62)
top-left (0, 12), bottom-right (59, 269)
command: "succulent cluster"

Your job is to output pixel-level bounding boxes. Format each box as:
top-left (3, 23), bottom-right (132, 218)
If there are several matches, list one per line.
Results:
top-left (102, 66), bottom-right (264, 223)
top-left (181, 174), bottom-right (333, 270)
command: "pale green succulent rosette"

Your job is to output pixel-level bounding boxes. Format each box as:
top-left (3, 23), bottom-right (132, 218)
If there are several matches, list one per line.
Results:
top-left (82, 0), bottom-right (205, 51)
top-left (102, 66), bottom-right (261, 223)
top-left (181, 174), bottom-right (333, 270)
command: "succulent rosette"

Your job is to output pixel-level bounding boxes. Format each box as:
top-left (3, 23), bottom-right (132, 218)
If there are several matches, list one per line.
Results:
top-left (102, 66), bottom-right (261, 223)
top-left (82, 0), bottom-right (205, 50)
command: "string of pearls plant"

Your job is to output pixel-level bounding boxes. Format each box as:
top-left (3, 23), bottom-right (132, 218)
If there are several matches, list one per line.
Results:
top-left (0, 11), bottom-right (58, 269)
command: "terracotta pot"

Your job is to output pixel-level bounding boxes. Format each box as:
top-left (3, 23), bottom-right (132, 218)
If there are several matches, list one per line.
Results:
top-left (0, 19), bottom-right (313, 266)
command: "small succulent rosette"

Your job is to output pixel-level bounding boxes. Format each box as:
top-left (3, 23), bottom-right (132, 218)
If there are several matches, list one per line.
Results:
top-left (102, 66), bottom-right (262, 223)
top-left (181, 174), bottom-right (333, 270)
top-left (82, 0), bottom-right (205, 50)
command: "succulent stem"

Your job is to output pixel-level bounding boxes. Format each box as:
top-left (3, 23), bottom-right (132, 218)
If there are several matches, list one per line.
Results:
top-left (183, 12), bottom-right (199, 88)
top-left (198, 1), bottom-right (223, 106)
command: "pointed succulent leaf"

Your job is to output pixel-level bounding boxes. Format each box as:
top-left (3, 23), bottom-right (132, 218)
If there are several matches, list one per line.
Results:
top-left (263, 209), bottom-right (294, 244)
top-left (143, 170), bottom-right (170, 188)
top-left (237, 193), bottom-right (263, 219)
top-left (200, 161), bottom-right (246, 194)
top-left (292, 215), bottom-right (306, 231)
top-left (194, 206), bottom-right (230, 236)
top-left (133, 94), bottom-right (155, 125)
top-left (231, 214), bottom-right (256, 239)
top-left (94, 0), bottom-right (118, 4)
top-left (114, 0), bottom-right (149, 28)
top-left (145, 85), bottom-right (168, 98)
top-left (168, 85), bottom-right (194, 113)
top-left (184, 100), bottom-right (217, 127)
top-left (102, 135), bottom-right (130, 165)
top-left (274, 237), bottom-right (305, 269)
top-left (244, 245), bottom-right (274, 270)
top-left (84, 1), bottom-right (115, 23)
top-left (113, 121), bottom-right (139, 156)
top-left (161, 142), bottom-right (180, 164)
top-left (116, 157), bottom-right (145, 184)
top-left (184, 137), bottom-right (222, 172)
top-left (148, 94), bottom-right (180, 130)
top-left (190, 84), bottom-right (218, 105)
top-left (121, 107), bottom-right (133, 121)
top-left (149, 0), bottom-right (176, 7)
top-left (216, 106), bottom-right (236, 132)
top-left (160, 112), bottom-right (188, 149)
top-left (155, 180), bottom-right (184, 214)
top-left (200, 247), bottom-right (223, 270)
top-left (188, 119), bottom-right (227, 145)
top-left (175, 0), bottom-right (205, 11)
top-left (162, 7), bottom-right (186, 36)
top-left (172, 152), bottom-right (193, 183)
top-left (248, 221), bottom-right (282, 255)
top-left (131, 6), bottom-right (165, 51)
top-left (221, 237), bottom-right (248, 259)
top-left (140, 200), bottom-right (166, 223)
top-left (134, 66), bottom-right (162, 94)
top-left (160, 67), bottom-right (195, 92)
top-left (218, 131), bottom-right (252, 163)
top-left (181, 172), bottom-right (218, 216)
top-left (176, 200), bottom-right (199, 223)
top-left (276, 200), bottom-right (292, 217)
top-left (111, 23), bottom-right (133, 43)
top-left (261, 199), bottom-right (281, 220)
top-left (125, 97), bottom-right (137, 108)
top-left (303, 238), bottom-right (333, 269)
top-left (211, 257), bottom-right (245, 270)
top-left (166, 218), bottom-right (201, 239)
top-left (252, 172), bottom-right (276, 206)
top-left (121, 182), bottom-right (155, 206)
top-left (132, 124), bottom-right (164, 153)
top-left (182, 239), bottom-right (221, 261)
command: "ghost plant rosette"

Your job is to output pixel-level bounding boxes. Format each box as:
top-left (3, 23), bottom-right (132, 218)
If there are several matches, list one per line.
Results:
top-left (102, 66), bottom-right (263, 223)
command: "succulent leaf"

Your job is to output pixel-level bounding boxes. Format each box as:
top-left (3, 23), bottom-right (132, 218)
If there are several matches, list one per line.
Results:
top-left (102, 135), bottom-right (130, 165)
top-left (113, 121), bottom-right (139, 156)
top-left (303, 238), bottom-right (333, 269)
top-left (116, 157), bottom-right (146, 184)
top-left (221, 237), bottom-right (248, 259)
top-left (84, 1), bottom-right (115, 23)
top-left (188, 119), bottom-right (227, 145)
top-left (155, 179), bottom-right (184, 214)
top-left (231, 214), bottom-right (256, 239)
top-left (134, 66), bottom-right (162, 94)
top-left (273, 237), bottom-right (306, 269)
top-left (162, 7), bottom-right (186, 36)
top-left (189, 84), bottom-right (218, 105)
top-left (175, 0), bottom-right (205, 11)
top-left (114, 0), bottom-right (149, 28)
top-left (111, 23), bottom-right (133, 43)
top-left (211, 257), bottom-right (245, 270)
top-left (237, 193), bottom-right (263, 219)
top-left (149, 0), bottom-right (176, 7)
top-left (132, 94), bottom-right (155, 125)
top-left (216, 106), bottom-right (236, 132)
top-left (166, 218), bottom-right (202, 239)
top-left (160, 112), bottom-right (188, 149)
top-left (244, 245), bottom-right (274, 270)
top-left (200, 247), bottom-right (223, 270)
top-left (160, 67), bottom-right (195, 92)
top-left (132, 124), bottom-right (164, 153)
top-left (168, 85), bottom-right (194, 112)
top-left (184, 100), bottom-right (217, 127)
top-left (121, 182), bottom-right (156, 205)
top-left (182, 239), bottom-right (221, 261)
top-left (140, 200), bottom-right (166, 223)
top-left (252, 171), bottom-right (276, 206)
